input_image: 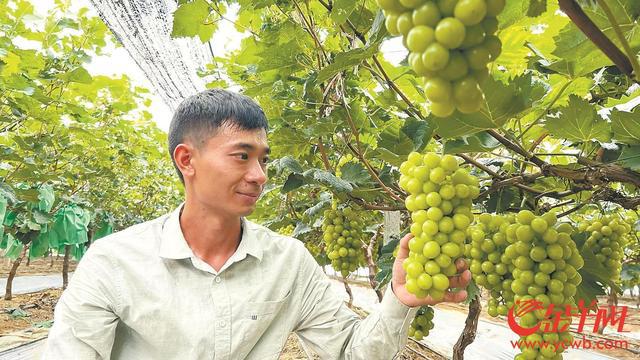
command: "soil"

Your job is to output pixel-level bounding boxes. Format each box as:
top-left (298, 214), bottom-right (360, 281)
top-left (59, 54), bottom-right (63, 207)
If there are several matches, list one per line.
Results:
top-left (0, 288), bottom-right (60, 335)
top-left (0, 257), bottom-right (77, 277)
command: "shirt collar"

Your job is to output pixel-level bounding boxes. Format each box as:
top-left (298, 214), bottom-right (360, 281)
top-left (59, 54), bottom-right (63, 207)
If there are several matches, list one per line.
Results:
top-left (159, 203), bottom-right (263, 262)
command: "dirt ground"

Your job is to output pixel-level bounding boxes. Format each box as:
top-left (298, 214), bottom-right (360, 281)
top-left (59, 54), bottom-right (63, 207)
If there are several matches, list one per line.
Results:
top-left (0, 288), bottom-right (60, 335)
top-left (0, 257), bottom-right (77, 277)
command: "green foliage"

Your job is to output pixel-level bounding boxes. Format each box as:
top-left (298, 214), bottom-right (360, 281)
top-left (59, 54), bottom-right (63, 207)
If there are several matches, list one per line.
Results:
top-left (171, 0), bottom-right (218, 42)
top-left (545, 96), bottom-right (611, 143)
top-left (0, 0), bottom-right (182, 264)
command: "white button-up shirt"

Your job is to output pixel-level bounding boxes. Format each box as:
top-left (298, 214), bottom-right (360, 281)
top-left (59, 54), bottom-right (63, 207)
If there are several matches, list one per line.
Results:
top-left (43, 205), bottom-right (418, 359)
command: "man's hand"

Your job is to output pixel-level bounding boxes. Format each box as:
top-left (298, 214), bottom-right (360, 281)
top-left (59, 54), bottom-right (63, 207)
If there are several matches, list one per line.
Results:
top-left (391, 233), bottom-right (471, 307)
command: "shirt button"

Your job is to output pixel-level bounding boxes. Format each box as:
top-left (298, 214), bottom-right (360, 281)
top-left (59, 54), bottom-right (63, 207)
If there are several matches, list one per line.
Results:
top-left (219, 320), bottom-right (226, 328)
top-left (215, 276), bottom-right (222, 283)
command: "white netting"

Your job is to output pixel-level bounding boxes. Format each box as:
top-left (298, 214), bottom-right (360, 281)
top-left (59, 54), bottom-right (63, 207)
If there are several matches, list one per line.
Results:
top-left (88, 0), bottom-right (214, 110)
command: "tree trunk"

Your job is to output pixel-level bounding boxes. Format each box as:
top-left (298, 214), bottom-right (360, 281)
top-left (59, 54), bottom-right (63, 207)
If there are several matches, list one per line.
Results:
top-left (597, 288), bottom-right (619, 334)
top-left (453, 296), bottom-right (481, 360)
top-left (363, 230), bottom-right (383, 302)
top-left (341, 276), bottom-right (353, 308)
top-left (4, 245), bottom-right (29, 300)
top-left (49, 249), bottom-right (54, 268)
top-left (62, 245), bottom-right (71, 290)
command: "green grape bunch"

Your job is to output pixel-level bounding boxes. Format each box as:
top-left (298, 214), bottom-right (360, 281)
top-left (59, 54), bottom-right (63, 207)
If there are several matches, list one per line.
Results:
top-left (377, 0), bottom-right (505, 117)
top-left (322, 204), bottom-right (368, 277)
top-left (465, 213), bottom-right (517, 317)
top-left (507, 211), bottom-right (584, 360)
top-left (398, 151), bottom-right (480, 300)
top-left (278, 224), bottom-right (295, 236)
top-left (578, 215), bottom-right (631, 283)
top-left (408, 306), bottom-right (435, 340)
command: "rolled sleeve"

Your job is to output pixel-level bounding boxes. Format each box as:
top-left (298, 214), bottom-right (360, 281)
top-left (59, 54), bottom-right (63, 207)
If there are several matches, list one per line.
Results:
top-left (294, 249), bottom-right (419, 359)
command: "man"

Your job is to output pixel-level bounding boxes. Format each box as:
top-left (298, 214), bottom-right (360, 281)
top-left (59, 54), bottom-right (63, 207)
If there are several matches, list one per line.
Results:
top-left (43, 89), bottom-right (470, 359)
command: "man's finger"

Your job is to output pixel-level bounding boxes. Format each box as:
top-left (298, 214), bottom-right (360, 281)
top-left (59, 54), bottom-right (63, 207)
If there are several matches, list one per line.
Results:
top-left (455, 258), bottom-right (468, 273)
top-left (396, 233), bottom-right (414, 261)
top-left (448, 270), bottom-right (471, 289)
top-left (443, 289), bottom-right (468, 303)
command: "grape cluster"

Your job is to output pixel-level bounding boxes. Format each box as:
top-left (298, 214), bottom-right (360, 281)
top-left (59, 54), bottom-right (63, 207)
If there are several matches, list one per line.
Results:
top-left (578, 215), bottom-right (631, 282)
top-left (323, 205), bottom-right (367, 277)
top-left (399, 151), bottom-right (480, 300)
top-left (377, 0), bottom-right (505, 117)
top-left (305, 241), bottom-right (323, 258)
top-left (278, 224), bottom-right (295, 236)
top-left (507, 211), bottom-right (584, 360)
top-left (408, 306), bottom-right (435, 340)
top-left (465, 213), bottom-right (516, 317)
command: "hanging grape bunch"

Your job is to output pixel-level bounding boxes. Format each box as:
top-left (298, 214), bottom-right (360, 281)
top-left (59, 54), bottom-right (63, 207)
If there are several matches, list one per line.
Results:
top-left (398, 152), bottom-right (480, 300)
top-left (278, 224), bottom-right (295, 236)
top-left (377, 0), bottom-right (505, 117)
top-left (578, 215), bottom-right (631, 282)
top-left (465, 213), bottom-right (516, 317)
top-left (508, 211), bottom-right (584, 360)
top-left (408, 306), bottom-right (435, 340)
top-left (323, 204), bottom-right (367, 277)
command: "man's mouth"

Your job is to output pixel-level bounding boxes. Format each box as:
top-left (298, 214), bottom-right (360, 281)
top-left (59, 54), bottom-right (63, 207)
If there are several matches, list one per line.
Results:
top-left (237, 192), bottom-right (260, 199)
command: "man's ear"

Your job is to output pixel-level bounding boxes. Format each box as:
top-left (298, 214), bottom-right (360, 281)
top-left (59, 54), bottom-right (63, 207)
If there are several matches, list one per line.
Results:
top-left (174, 143), bottom-right (195, 180)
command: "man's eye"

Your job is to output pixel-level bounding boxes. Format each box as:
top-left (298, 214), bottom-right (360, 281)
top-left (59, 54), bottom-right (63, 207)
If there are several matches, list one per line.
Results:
top-left (262, 157), bottom-right (270, 164)
top-left (237, 153), bottom-right (249, 160)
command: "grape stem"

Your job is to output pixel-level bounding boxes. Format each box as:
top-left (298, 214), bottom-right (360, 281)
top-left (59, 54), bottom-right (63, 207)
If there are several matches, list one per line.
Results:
top-left (452, 295), bottom-right (481, 360)
top-left (363, 228), bottom-right (383, 302)
top-left (596, 0), bottom-right (640, 81)
top-left (557, 0), bottom-right (636, 81)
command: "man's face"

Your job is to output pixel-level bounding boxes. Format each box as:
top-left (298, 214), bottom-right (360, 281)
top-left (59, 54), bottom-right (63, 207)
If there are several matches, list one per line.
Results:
top-left (183, 124), bottom-right (269, 218)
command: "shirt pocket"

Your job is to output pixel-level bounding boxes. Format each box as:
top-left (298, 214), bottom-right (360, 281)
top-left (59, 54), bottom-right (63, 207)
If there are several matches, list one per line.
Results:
top-left (240, 290), bottom-right (291, 358)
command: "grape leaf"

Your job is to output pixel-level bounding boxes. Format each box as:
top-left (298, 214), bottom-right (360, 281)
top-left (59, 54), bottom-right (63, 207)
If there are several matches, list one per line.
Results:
top-left (281, 173), bottom-right (305, 193)
top-left (443, 131), bottom-right (501, 154)
top-left (274, 156), bottom-right (304, 175)
top-left (610, 107), bottom-right (640, 144)
top-left (330, 0), bottom-right (357, 24)
top-left (340, 162), bottom-right (371, 185)
top-left (171, 0), bottom-right (216, 42)
top-left (304, 169), bottom-right (353, 193)
top-left (617, 145), bottom-right (640, 171)
top-left (315, 11), bottom-right (386, 84)
top-left (62, 67), bottom-right (92, 84)
top-left (544, 96), bottom-right (611, 143)
top-left (400, 117), bottom-right (433, 152)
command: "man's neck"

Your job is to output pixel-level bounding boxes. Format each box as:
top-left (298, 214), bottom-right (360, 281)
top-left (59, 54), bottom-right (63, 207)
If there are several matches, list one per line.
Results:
top-left (178, 200), bottom-right (242, 272)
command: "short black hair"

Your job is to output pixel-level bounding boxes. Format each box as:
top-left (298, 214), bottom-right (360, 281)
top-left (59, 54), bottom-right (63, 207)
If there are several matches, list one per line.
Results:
top-left (168, 89), bottom-right (269, 183)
